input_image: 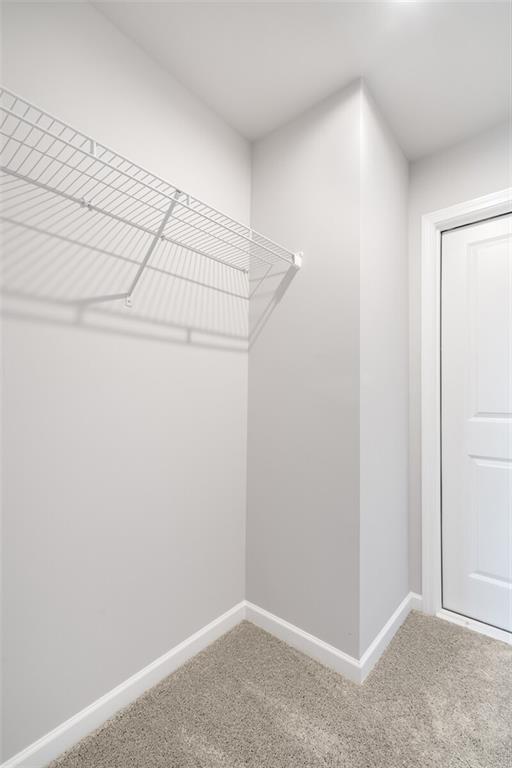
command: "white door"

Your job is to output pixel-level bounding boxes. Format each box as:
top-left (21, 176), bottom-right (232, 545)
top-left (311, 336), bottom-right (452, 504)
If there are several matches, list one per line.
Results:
top-left (442, 213), bottom-right (512, 633)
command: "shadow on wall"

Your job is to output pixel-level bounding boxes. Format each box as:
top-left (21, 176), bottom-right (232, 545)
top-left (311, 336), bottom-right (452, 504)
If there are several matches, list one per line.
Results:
top-left (0, 173), bottom-right (297, 352)
top-left (249, 257), bottom-right (298, 348)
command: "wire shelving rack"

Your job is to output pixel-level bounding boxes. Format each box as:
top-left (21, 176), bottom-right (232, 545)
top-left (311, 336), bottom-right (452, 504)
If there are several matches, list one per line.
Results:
top-left (0, 88), bottom-right (301, 306)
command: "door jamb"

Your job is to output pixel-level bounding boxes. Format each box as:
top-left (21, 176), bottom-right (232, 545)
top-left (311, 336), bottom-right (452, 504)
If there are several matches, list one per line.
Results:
top-left (420, 188), bottom-right (512, 628)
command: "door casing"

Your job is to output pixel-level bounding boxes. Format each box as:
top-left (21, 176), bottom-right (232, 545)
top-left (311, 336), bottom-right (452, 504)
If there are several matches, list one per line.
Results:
top-left (420, 187), bottom-right (512, 644)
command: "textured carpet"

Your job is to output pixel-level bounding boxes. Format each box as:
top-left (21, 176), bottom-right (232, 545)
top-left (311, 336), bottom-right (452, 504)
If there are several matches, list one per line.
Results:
top-left (50, 612), bottom-right (511, 768)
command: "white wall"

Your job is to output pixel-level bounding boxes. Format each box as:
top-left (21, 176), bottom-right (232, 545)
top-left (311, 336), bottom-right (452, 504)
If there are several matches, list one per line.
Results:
top-left (247, 84), bottom-right (408, 658)
top-left (1, 3), bottom-right (250, 760)
top-left (248, 84), bottom-right (362, 656)
top-left (248, 82), bottom-right (409, 658)
top-left (359, 88), bottom-right (409, 653)
top-left (408, 122), bottom-right (511, 592)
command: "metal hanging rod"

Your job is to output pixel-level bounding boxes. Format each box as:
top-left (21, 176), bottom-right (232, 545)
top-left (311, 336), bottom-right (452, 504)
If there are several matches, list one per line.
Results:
top-left (0, 87), bottom-right (302, 300)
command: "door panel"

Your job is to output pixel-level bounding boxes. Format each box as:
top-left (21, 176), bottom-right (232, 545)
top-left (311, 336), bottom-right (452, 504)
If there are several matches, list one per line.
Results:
top-left (441, 214), bottom-right (512, 632)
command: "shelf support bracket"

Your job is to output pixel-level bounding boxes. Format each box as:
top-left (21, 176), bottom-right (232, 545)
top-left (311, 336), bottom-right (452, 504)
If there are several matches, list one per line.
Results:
top-left (125, 189), bottom-right (182, 302)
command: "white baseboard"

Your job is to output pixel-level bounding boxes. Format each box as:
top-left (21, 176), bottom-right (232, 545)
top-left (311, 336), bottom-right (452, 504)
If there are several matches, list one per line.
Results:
top-left (3, 594), bottom-right (424, 767)
top-left (1, 601), bottom-right (245, 768)
top-left (246, 592), bottom-right (423, 684)
top-left (409, 592), bottom-right (424, 612)
top-left (244, 601), bottom-right (362, 683)
top-left (358, 591), bottom-right (423, 681)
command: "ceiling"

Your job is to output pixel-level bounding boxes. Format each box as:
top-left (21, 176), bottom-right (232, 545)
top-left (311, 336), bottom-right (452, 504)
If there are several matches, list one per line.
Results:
top-left (96, 1), bottom-right (511, 160)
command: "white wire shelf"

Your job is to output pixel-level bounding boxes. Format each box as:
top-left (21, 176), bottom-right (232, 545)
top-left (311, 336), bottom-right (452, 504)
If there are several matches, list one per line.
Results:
top-left (0, 87), bottom-right (301, 304)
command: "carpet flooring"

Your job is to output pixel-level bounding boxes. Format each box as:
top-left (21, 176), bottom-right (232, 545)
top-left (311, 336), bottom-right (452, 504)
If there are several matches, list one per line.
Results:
top-left (50, 612), bottom-right (511, 768)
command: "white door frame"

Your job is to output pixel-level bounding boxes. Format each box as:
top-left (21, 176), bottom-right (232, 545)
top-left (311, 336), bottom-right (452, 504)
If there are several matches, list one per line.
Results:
top-left (421, 187), bottom-right (512, 643)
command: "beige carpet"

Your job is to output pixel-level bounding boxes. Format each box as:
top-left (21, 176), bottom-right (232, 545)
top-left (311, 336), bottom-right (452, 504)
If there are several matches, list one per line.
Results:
top-left (50, 612), bottom-right (511, 768)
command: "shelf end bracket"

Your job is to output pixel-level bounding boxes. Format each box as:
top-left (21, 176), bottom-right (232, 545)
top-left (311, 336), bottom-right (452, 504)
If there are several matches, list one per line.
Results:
top-left (293, 251), bottom-right (303, 269)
